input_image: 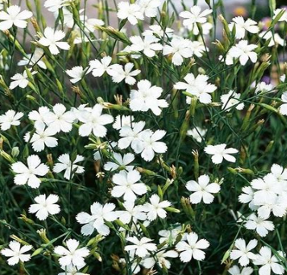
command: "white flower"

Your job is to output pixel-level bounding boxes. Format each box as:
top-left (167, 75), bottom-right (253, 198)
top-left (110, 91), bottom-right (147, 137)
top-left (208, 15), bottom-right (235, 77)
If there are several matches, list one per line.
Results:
top-left (109, 63), bottom-right (140, 85)
top-left (38, 27), bottom-right (70, 55)
top-left (104, 152), bottom-right (135, 171)
top-left (142, 248), bottom-right (178, 269)
top-left (163, 36), bottom-right (193, 66)
top-left (89, 56), bottom-right (113, 77)
top-left (143, 24), bottom-right (174, 38)
top-left (139, 130), bottom-right (167, 162)
top-left (221, 90), bottom-right (244, 112)
top-left (229, 16), bottom-right (259, 39)
top-left (259, 31), bottom-right (285, 47)
top-left (228, 40), bottom-right (257, 66)
top-left (253, 247), bottom-right (284, 275)
top-left (11, 155), bottom-right (49, 188)
top-left (44, 0), bottom-right (70, 12)
top-left (174, 73), bottom-right (216, 104)
top-left (186, 175), bottom-right (220, 204)
top-left (111, 170), bottom-right (147, 202)
top-left (54, 239), bottom-right (89, 268)
top-left (53, 154), bottom-right (84, 180)
top-left (9, 70), bottom-right (37, 90)
top-left (137, 0), bottom-right (161, 18)
top-left (273, 8), bottom-right (287, 22)
top-left (279, 92), bottom-right (287, 116)
top-left (78, 104), bottom-right (114, 137)
top-left (28, 106), bottom-right (51, 130)
top-left (117, 2), bottom-right (143, 25)
top-left (238, 186), bottom-right (256, 210)
top-left (125, 236), bottom-right (156, 258)
top-left (113, 115), bottom-right (134, 130)
top-left (190, 41), bottom-right (206, 57)
top-left (118, 121), bottom-right (145, 152)
top-left (130, 80), bottom-right (168, 115)
top-left (271, 163), bottom-right (287, 184)
top-left (44, 104), bottom-right (75, 133)
top-left (143, 194), bottom-right (171, 221)
top-left (66, 66), bottom-right (85, 84)
top-left (228, 266), bottom-right (253, 275)
top-left (129, 35), bottom-right (163, 57)
top-left (29, 194), bottom-right (60, 220)
top-left (176, 232), bottom-right (210, 262)
top-left (230, 239), bottom-right (258, 266)
top-left (58, 264), bottom-right (86, 275)
top-left (159, 226), bottom-right (182, 245)
top-left (76, 202), bottom-right (118, 236)
top-left (26, 124), bottom-right (58, 152)
top-left (0, 5), bottom-right (32, 30)
top-left (1, 241), bottom-right (32, 266)
top-left (204, 144), bottom-right (238, 164)
top-left (0, 110), bottom-right (23, 131)
top-left (179, 6), bottom-right (212, 35)
top-left (118, 201), bottom-right (147, 224)
top-left (255, 82), bottom-right (274, 94)
top-left (187, 127), bottom-right (207, 142)
top-left (244, 213), bottom-right (274, 237)
top-left (18, 48), bottom-right (47, 69)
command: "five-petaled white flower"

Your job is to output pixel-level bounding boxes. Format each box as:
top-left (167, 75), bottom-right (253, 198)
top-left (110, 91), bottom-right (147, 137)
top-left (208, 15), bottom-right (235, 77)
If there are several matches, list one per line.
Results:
top-left (229, 16), bottom-right (259, 39)
top-left (12, 155), bottom-right (49, 188)
top-left (104, 152), bottom-right (135, 172)
top-left (244, 213), bottom-right (275, 237)
top-left (28, 106), bottom-right (51, 130)
top-left (125, 236), bottom-right (157, 258)
top-left (142, 248), bottom-right (178, 269)
top-left (54, 239), bottom-right (89, 268)
top-left (204, 144), bottom-right (238, 164)
top-left (137, 0), bottom-right (161, 18)
top-left (111, 170), bottom-right (147, 202)
top-left (53, 154), bottom-right (84, 180)
top-left (66, 66), bottom-right (85, 84)
top-left (228, 266), bottom-right (254, 275)
top-left (78, 104), bottom-right (114, 137)
top-left (29, 194), bottom-right (60, 220)
top-left (0, 110), bottom-right (24, 131)
top-left (221, 90), bottom-right (244, 112)
top-left (187, 127), bottom-right (207, 143)
top-left (117, 2), bottom-right (143, 25)
top-left (1, 241), bottom-right (32, 266)
top-left (109, 63), bottom-right (140, 85)
top-left (176, 232), bottom-right (210, 262)
top-left (228, 40), bottom-right (257, 66)
top-left (38, 27), bottom-right (70, 55)
top-left (89, 56), bottom-right (113, 77)
top-left (230, 239), bottom-right (258, 266)
top-left (18, 48), bottom-right (47, 70)
top-left (0, 5), bottom-right (33, 30)
top-left (129, 35), bottom-right (163, 57)
top-left (143, 194), bottom-right (171, 221)
top-left (186, 174), bottom-right (221, 204)
top-left (9, 70), bottom-right (37, 90)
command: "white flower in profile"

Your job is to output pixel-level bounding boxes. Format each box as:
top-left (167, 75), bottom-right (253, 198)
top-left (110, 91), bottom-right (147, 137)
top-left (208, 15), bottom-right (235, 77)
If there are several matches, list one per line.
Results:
top-left (58, 264), bottom-right (86, 275)
top-left (143, 24), bottom-right (174, 38)
top-left (125, 236), bottom-right (156, 257)
top-left (273, 8), bottom-right (287, 23)
top-left (271, 163), bottom-right (287, 184)
top-left (130, 80), bottom-right (168, 115)
top-left (176, 232), bottom-right (210, 262)
top-left (29, 194), bottom-right (60, 220)
top-left (9, 70), bottom-right (37, 90)
top-left (204, 144), bottom-right (238, 164)
top-left (186, 174), bottom-right (220, 204)
top-left (143, 194), bottom-right (171, 221)
top-left (137, 0), bottom-right (161, 18)
top-left (89, 56), bottom-right (113, 77)
top-left (159, 226), bottom-right (182, 244)
top-left (53, 154), bottom-right (84, 180)
top-left (163, 36), bottom-right (193, 66)
top-left (111, 170), bottom-right (147, 202)
top-left (142, 248), bottom-right (178, 269)
top-left (54, 239), bottom-right (89, 268)
top-left (109, 63), bottom-right (140, 85)
top-left (187, 127), bottom-right (207, 143)
top-left (221, 90), bottom-right (244, 112)
top-left (1, 241), bottom-right (32, 266)
top-left (44, 0), bottom-right (70, 13)
top-left (104, 152), bottom-right (134, 172)
top-left (279, 92), bottom-right (287, 116)
top-left (28, 106), bottom-right (51, 130)
top-left (78, 104), bottom-right (114, 137)
top-left (113, 115), bottom-right (134, 130)
top-left (254, 82), bottom-right (274, 94)
top-left (190, 41), bottom-right (206, 57)
top-left (129, 35), bottom-right (163, 57)
top-left (228, 40), bottom-right (258, 66)
top-left (38, 27), bottom-right (70, 55)
top-left (0, 110), bottom-right (23, 131)
top-left (230, 239), bottom-right (258, 266)
top-left (259, 31), bottom-right (285, 47)
top-left (253, 246), bottom-right (284, 275)
top-left (11, 155), bottom-right (49, 188)
top-left (66, 66), bottom-right (85, 84)
top-left (26, 124), bottom-right (58, 152)
top-left (179, 6), bottom-right (212, 35)
top-left (140, 130), bottom-right (167, 162)
top-left (238, 186), bottom-right (256, 210)
top-left (244, 213), bottom-right (274, 237)
top-left (44, 103), bottom-right (75, 133)
top-left (18, 48), bottom-right (47, 69)
top-left (0, 5), bottom-right (33, 30)
top-left (118, 201), bottom-right (146, 224)
top-left (174, 73), bottom-right (216, 104)
top-left (118, 121), bottom-right (145, 153)
top-left (76, 202), bottom-right (118, 236)
top-left (228, 266), bottom-right (253, 275)
top-left (117, 2), bottom-right (143, 25)
top-left (229, 16), bottom-right (259, 39)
